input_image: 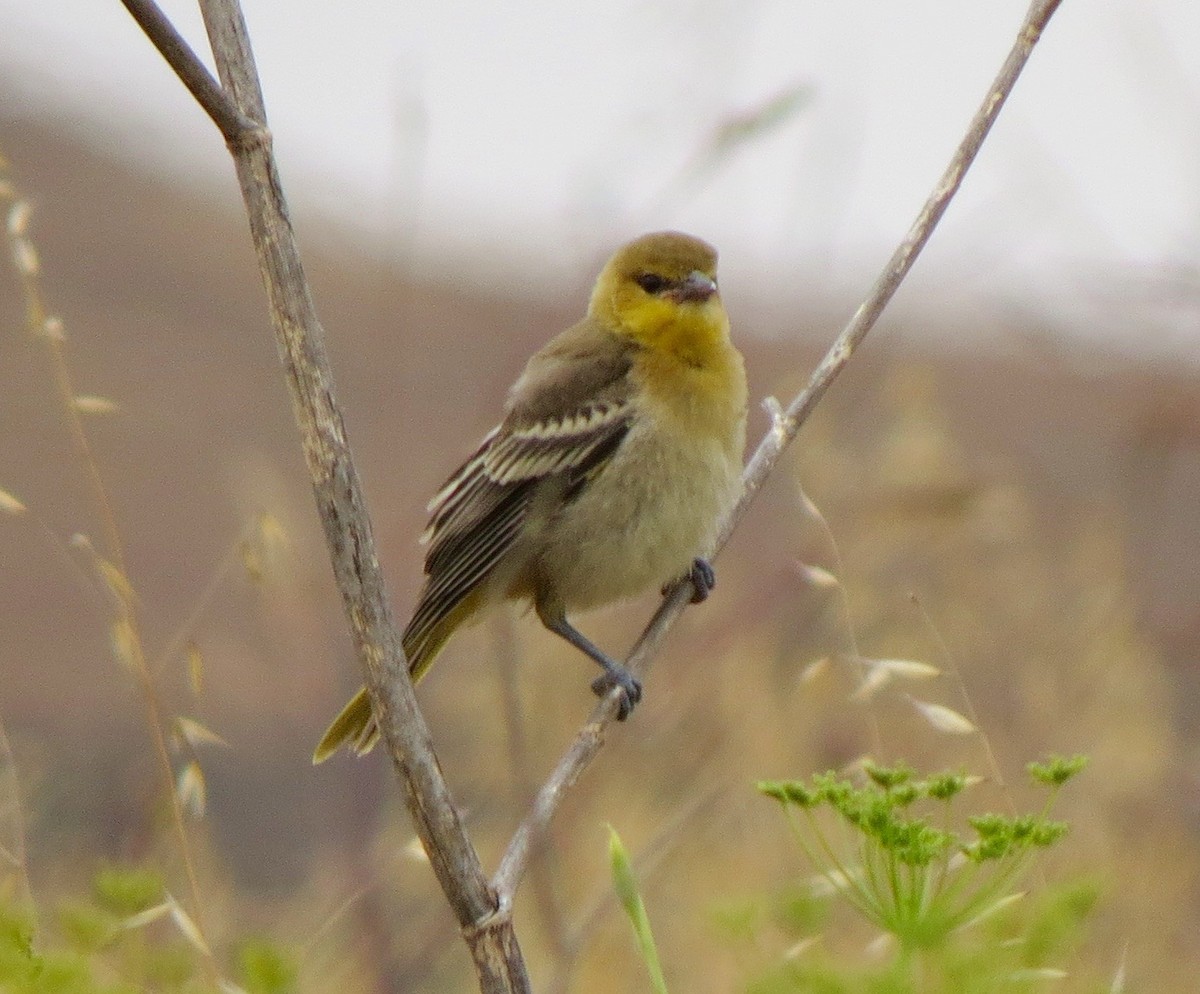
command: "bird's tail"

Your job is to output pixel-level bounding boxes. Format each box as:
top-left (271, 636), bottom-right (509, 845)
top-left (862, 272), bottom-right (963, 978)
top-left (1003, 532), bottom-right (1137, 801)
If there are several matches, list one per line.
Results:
top-left (310, 592), bottom-right (480, 764)
top-left (311, 685), bottom-right (376, 764)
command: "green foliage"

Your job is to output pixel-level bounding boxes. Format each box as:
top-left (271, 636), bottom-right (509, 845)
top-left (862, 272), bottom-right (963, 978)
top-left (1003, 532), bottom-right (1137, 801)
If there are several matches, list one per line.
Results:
top-left (747, 880), bottom-right (1100, 994)
top-left (0, 907), bottom-right (40, 988)
top-left (750, 758), bottom-right (1092, 992)
top-left (1027, 756), bottom-right (1089, 789)
top-left (770, 888), bottom-right (829, 938)
top-left (710, 896), bottom-right (766, 943)
top-left (0, 905), bottom-right (99, 994)
top-left (614, 758), bottom-right (1092, 994)
top-left (91, 867), bottom-right (164, 919)
top-left (236, 938), bottom-right (297, 994)
top-left (0, 864), bottom-right (298, 994)
top-left (56, 901), bottom-right (116, 954)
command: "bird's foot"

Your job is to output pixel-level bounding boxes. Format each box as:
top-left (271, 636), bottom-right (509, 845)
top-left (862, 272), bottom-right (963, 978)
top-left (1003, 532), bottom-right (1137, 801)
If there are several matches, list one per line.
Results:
top-left (687, 557), bottom-right (715, 603)
top-left (661, 557), bottom-right (716, 604)
top-left (591, 667), bottom-right (643, 721)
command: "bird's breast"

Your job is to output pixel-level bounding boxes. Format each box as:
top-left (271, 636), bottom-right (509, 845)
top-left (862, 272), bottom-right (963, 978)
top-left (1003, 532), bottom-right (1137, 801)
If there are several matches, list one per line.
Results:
top-left (524, 372), bottom-right (746, 613)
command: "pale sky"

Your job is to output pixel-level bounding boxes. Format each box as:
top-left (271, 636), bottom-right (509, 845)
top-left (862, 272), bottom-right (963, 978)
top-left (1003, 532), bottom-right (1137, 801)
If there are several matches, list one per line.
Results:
top-left (2, 0), bottom-right (1198, 355)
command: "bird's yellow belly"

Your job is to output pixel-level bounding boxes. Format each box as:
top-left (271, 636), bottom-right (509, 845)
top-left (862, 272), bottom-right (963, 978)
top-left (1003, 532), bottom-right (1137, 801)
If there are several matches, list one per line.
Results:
top-left (529, 421), bottom-right (741, 611)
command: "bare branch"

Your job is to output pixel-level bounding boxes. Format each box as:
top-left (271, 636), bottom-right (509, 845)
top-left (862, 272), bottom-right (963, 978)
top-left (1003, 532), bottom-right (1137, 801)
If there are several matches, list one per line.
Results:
top-left (124, 0), bottom-right (529, 989)
top-left (118, 0), bottom-right (253, 142)
top-left (493, 0), bottom-right (1066, 907)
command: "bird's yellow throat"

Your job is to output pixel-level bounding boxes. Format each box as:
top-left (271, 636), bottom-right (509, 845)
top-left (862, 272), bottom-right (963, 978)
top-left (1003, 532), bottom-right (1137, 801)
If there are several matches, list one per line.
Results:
top-left (617, 295), bottom-right (731, 370)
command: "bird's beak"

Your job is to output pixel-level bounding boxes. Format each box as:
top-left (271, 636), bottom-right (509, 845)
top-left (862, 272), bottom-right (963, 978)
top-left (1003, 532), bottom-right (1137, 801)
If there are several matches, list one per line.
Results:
top-left (669, 270), bottom-right (718, 303)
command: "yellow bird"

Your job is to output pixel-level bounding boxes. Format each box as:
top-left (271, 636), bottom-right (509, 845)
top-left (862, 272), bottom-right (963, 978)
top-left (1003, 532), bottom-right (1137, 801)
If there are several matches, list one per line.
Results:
top-left (314, 231), bottom-right (747, 762)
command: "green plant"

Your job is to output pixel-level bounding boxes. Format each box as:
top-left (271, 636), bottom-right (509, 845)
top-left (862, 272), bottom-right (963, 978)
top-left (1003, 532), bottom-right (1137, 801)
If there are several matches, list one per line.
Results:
top-left (608, 826), bottom-right (670, 994)
top-left (0, 864), bottom-right (298, 994)
top-left (754, 756), bottom-right (1089, 990)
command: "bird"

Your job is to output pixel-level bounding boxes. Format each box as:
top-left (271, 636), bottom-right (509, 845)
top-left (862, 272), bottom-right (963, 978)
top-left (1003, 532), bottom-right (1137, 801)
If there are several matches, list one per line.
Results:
top-left (313, 230), bottom-right (747, 762)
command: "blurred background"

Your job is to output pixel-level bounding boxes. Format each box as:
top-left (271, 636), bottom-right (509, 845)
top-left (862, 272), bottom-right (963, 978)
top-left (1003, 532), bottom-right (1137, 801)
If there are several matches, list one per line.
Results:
top-left (1, 0), bottom-right (1198, 991)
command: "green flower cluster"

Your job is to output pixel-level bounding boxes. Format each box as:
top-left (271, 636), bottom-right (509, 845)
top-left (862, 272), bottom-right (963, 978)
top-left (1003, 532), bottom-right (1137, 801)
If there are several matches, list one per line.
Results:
top-left (757, 756), bottom-right (1086, 951)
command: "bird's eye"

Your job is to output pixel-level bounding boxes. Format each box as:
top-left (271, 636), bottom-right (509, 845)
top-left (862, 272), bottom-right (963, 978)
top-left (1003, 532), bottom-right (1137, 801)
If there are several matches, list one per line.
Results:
top-left (634, 273), bottom-right (668, 295)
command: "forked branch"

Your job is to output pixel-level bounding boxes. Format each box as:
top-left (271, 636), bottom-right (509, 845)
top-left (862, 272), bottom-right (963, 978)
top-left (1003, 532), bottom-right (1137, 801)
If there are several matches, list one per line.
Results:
top-left (119, 0), bottom-right (527, 990)
top-left (118, 0), bottom-right (1064, 990)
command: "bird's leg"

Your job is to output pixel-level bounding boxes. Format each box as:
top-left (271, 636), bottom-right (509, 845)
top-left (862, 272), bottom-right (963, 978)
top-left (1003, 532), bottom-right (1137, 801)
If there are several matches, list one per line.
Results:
top-left (662, 557), bottom-right (716, 604)
top-left (539, 613), bottom-right (643, 720)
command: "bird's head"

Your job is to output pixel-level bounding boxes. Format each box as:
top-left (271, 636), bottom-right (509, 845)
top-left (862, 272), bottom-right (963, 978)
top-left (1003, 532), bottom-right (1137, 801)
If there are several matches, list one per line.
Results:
top-left (588, 231), bottom-right (729, 362)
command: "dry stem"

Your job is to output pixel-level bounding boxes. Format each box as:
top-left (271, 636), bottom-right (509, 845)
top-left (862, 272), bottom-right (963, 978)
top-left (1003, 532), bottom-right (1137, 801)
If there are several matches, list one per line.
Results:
top-left (118, 0), bottom-right (1065, 988)
top-left (492, 0), bottom-right (1066, 907)
top-left (3, 166), bottom-right (218, 981)
top-left (121, 0), bottom-right (527, 989)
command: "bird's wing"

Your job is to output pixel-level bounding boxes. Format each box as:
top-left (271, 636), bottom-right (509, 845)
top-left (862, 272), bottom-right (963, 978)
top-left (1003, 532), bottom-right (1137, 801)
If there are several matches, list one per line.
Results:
top-left (404, 333), bottom-right (634, 655)
top-left (422, 399), bottom-right (631, 555)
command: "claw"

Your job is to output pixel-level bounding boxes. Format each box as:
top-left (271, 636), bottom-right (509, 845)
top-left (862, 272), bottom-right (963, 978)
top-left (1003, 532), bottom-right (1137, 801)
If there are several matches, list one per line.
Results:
top-left (688, 557), bottom-right (715, 604)
top-left (661, 558), bottom-right (717, 603)
top-left (591, 669), bottom-right (643, 720)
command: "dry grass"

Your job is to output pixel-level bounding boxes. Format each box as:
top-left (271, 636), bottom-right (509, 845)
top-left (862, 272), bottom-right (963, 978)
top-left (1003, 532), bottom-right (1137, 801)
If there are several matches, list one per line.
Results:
top-left (1, 131), bottom-right (1197, 991)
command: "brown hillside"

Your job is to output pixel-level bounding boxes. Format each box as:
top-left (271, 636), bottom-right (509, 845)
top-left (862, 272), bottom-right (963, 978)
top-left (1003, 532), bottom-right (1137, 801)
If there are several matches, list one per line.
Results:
top-left (2, 110), bottom-right (1198, 991)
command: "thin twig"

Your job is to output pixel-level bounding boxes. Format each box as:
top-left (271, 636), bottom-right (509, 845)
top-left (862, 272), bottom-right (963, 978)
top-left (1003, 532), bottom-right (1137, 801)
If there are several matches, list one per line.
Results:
top-left (118, 0), bottom-right (253, 142)
top-left (3, 174), bottom-right (217, 979)
top-left (493, 0), bottom-right (1066, 907)
top-left (799, 485), bottom-right (884, 757)
top-left (150, 513), bottom-right (265, 679)
top-left (909, 593), bottom-right (1011, 796)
